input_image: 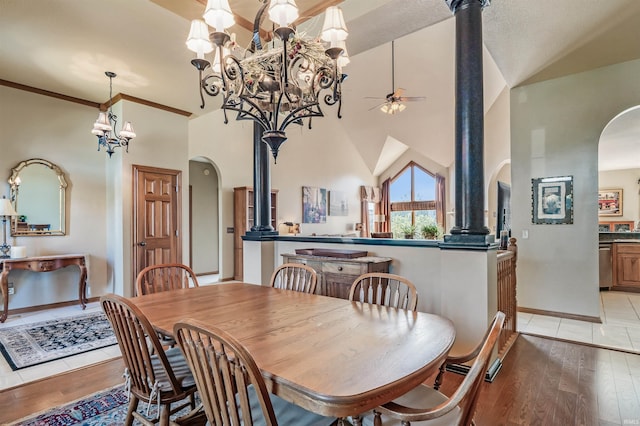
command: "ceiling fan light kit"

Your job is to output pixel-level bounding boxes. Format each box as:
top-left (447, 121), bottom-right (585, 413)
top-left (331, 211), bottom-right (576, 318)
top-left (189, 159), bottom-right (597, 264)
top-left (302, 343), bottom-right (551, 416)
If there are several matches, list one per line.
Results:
top-left (368, 40), bottom-right (426, 115)
top-left (186, 0), bottom-right (349, 162)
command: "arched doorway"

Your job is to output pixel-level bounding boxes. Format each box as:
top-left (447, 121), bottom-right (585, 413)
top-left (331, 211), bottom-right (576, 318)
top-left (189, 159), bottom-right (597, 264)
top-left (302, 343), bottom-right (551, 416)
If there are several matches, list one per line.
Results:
top-left (598, 105), bottom-right (640, 231)
top-left (189, 158), bottom-right (221, 282)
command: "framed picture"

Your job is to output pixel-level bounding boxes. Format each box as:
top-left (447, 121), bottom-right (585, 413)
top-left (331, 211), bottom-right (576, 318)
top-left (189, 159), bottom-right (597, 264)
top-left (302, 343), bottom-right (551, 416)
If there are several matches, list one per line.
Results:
top-left (531, 176), bottom-right (573, 225)
top-left (328, 190), bottom-right (349, 216)
top-left (302, 186), bottom-right (327, 223)
top-left (598, 189), bottom-right (623, 217)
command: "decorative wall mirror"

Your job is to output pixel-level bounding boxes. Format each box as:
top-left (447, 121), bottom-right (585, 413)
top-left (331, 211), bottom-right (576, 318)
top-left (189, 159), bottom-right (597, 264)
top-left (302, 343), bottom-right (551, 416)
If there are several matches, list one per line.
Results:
top-left (8, 159), bottom-right (67, 236)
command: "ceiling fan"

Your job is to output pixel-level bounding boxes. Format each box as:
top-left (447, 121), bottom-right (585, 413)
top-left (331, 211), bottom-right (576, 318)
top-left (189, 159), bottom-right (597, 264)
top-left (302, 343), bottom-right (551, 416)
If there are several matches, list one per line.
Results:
top-left (367, 40), bottom-right (426, 114)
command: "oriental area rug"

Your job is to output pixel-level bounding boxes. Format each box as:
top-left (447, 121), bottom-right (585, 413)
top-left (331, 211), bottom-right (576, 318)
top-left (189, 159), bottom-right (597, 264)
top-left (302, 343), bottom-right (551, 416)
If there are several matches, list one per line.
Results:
top-left (9, 386), bottom-right (199, 426)
top-left (0, 312), bottom-right (116, 371)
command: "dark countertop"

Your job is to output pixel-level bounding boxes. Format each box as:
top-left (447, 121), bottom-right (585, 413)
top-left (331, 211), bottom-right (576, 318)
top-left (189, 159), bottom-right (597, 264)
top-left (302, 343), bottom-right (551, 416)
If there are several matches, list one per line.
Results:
top-left (599, 232), bottom-right (640, 242)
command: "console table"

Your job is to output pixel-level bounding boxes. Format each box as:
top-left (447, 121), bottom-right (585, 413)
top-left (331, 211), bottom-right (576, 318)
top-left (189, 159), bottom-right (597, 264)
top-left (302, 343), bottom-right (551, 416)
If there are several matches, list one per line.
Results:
top-left (0, 254), bottom-right (88, 323)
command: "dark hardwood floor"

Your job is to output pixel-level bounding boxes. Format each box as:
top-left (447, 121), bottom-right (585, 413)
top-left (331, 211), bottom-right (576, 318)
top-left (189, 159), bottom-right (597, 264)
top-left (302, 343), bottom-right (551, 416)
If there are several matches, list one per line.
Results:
top-left (1, 334), bottom-right (639, 425)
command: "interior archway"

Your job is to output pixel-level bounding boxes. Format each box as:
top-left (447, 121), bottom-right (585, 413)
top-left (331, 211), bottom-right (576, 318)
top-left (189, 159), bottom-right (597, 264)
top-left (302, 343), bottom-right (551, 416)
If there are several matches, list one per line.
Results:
top-left (189, 158), bottom-right (221, 282)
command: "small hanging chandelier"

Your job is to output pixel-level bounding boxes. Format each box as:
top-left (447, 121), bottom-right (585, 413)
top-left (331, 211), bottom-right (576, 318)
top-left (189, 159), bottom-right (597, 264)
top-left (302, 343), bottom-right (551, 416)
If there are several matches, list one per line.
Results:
top-left (91, 71), bottom-right (136, 157)
top-left (186, 0), bottom-right (349, 162)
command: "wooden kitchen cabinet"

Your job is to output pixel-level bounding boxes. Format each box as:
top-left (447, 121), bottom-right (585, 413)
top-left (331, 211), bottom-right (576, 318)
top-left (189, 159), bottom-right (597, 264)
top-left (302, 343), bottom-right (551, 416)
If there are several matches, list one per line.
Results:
top-left (233, 187), bottom-right (277, 281)
top-left (612, 242), bottom-right (640, 290)
top-left (281, 253), bottom-right (392, 299)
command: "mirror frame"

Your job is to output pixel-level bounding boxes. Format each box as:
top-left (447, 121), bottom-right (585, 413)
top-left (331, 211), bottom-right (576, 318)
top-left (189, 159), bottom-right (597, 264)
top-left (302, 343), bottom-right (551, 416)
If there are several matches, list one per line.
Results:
top-left (8, 158), bottom-right (67, 236)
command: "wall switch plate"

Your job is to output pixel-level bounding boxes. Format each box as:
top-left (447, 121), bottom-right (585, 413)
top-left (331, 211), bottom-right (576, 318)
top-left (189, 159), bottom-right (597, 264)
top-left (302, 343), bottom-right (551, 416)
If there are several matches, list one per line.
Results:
top-left (522, 229), bottom-right (529, 239)
top-left (8, 282), bottom-right (14, 295)
top-left (226, 227), bottom-right (234, 234)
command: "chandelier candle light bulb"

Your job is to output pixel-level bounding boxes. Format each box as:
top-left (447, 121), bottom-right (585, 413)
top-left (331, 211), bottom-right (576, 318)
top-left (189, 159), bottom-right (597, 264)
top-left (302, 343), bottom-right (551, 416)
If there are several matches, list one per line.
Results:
top-left (204, 0), bottom-right (235, 32)
top-left (269, 0), bottom-right (299, 27)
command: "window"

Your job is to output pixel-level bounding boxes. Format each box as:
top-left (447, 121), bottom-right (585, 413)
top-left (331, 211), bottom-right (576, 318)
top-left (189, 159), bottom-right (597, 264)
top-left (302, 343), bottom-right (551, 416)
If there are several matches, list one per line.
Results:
top-left (390, 162), bottom-right (439, 237)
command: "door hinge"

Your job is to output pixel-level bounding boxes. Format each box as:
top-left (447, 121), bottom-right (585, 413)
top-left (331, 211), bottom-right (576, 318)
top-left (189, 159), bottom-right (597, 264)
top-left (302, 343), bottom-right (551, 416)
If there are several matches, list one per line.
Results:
top-left (175, 185), bottom-right (178, 192)
top-left (175, 230), bottom-right (179, 237)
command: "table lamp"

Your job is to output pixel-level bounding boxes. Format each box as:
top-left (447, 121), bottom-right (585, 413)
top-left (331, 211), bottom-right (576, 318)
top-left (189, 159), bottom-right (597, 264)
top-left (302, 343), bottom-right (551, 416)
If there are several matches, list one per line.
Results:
top-left (0, 196), bottom-right (18, 258)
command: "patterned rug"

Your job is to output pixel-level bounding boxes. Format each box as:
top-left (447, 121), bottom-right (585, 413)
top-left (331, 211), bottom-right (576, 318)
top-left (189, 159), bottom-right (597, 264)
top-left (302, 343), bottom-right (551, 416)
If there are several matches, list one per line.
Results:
top-left (0, 312), bottom-right (117, 370)
top-left (8, 385), bottom-right (199, 425)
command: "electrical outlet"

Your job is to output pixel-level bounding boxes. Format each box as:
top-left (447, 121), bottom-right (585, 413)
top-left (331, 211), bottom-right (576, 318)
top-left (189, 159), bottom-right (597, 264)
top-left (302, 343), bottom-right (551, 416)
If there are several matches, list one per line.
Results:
top-left (8, 282), bottom-right (14, 295)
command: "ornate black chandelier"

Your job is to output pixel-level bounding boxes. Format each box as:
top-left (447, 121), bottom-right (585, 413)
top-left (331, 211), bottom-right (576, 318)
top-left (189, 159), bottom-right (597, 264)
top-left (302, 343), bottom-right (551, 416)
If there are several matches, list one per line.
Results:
top-left (91, 71), bottom-right (136, 157)
top-left (186, 0), bottom-right (349, 162)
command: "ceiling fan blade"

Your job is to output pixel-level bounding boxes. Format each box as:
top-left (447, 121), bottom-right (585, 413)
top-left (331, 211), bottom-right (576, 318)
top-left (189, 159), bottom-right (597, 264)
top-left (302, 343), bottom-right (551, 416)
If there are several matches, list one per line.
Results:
top-left (368, 102), bottom-right (387, 111)
top-left (393, 88), bottom-right (405, 98)
top-left (364, 96), bottom-right (386, 100)
top-left (397, 96), bottom-right (427, 102)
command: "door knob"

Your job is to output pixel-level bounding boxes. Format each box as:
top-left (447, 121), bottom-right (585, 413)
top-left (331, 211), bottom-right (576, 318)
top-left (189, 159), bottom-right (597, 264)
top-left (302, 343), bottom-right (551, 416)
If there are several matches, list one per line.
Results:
top-left (138, 241), bottom-right (147, 246)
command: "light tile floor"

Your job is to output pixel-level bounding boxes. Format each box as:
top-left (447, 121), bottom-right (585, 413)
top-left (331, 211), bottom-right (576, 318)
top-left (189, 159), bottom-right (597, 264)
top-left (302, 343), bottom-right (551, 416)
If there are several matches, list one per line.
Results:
top-left (518, 290), bottom-right (640, 354)
top-left (0, 274), bottom-right (222, 390)
top-left (0, 302), bottom-right (122, 390)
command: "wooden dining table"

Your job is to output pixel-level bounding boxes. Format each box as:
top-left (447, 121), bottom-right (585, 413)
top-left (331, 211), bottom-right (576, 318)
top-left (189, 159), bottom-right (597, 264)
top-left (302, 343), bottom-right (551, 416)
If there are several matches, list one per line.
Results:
top-left (129, 282), bottom-right (456, 418)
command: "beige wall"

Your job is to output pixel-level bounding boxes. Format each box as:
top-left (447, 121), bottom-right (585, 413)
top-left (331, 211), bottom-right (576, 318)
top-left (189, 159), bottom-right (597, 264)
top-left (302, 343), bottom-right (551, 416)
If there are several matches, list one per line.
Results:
top-left (189, 160), bottom-right (219, 274)
top-left (510, 59), bottom-right (640, 318)
top-left (0, 86), bottom-right (109, 308)
top-left (0, 86), bottom-right (191, 305)
top-left (189, 110), bottom-right (376, 280)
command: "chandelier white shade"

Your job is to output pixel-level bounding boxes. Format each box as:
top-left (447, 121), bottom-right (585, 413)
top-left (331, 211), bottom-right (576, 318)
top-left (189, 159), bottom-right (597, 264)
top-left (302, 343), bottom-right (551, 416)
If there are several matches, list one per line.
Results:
top-left (186, 20), bottom-right (214, 59)
top-left (204, 0), bottom-right (235, 32)
top-left (186, 0), bottom-right (349, 162)
top-left (321, 6), bottom-right (348, 47)
top-left (268, 0), bottom-right (299, 27)
top-left (91, 71), bottom-right (136, 157)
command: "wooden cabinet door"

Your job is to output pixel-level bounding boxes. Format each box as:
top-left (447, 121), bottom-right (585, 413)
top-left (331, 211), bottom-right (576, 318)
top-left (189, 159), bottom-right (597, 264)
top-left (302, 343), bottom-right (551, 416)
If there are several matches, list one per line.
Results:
top-left (613, 244), bottom-right (640, 288)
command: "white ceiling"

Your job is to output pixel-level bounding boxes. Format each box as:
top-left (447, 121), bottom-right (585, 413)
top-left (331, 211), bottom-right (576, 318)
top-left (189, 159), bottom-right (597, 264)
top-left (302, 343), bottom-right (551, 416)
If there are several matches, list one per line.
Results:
top-left (1, 0), bottom-right (639, 171)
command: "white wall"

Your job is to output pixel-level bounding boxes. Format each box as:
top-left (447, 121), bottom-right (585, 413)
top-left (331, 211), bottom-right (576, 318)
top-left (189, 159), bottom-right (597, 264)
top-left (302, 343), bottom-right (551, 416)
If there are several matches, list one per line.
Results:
top-left (0, 86), bottom-right (108, 308)
top-left (598, 168), bottom-right (640, 226)
top-left (510, 59), bottom-right (640, 318)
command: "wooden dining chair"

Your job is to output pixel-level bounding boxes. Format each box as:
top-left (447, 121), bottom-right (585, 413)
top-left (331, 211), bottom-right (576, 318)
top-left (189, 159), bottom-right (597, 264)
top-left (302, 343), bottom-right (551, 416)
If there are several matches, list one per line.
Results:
top-left (101, 294), bottom-right (199, 426)
top-left (269, 263), bottom-right (318, 294)
top-left (349, 272), bottom-right (418, 311)
top-left (174, 319), bottom-right (334, 425)
top-left (365, 311), bottom-right (506, 426)
top-left (136, 263), bottom-right (200, 296)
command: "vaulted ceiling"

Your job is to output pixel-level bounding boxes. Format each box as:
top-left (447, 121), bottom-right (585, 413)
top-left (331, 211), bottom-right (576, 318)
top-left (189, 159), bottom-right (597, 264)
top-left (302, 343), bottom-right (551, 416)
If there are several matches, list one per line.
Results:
top-left (1, 0), bottom-right (639, 171)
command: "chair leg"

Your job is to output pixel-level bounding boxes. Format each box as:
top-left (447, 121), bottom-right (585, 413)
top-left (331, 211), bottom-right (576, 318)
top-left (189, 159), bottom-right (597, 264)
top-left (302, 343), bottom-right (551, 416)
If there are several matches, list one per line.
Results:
top-left (160, 402), bottom-right (171, 426)
top-left (125, 396), bottom-right (139, 426)
top-left (373, 411), bottom-right (381, 426)
top-left (433, 362), bottom-right (446, 391)
top-left (352, 414), bottom-right (362, 426)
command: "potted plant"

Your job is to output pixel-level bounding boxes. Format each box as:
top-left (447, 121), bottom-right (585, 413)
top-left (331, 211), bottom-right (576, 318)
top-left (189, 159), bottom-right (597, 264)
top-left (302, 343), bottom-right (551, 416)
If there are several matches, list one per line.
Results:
top-left (421, 223), bottom-right (440, 240)
top-left (401, 224), bottom-right (416, 239)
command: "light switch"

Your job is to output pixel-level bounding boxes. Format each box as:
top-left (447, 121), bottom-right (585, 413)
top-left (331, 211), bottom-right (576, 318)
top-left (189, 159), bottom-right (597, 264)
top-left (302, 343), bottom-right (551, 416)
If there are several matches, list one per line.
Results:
top-left (522, 229), bottom-right (529, 239)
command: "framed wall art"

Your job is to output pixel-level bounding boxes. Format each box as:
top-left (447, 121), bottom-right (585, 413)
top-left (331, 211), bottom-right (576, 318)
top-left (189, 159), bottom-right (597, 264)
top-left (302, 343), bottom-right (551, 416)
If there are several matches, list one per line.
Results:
top-left (531, 176), bottom-right (573, 225)
top-left (302, 186), bottom-right (327, 223)
top-left (328, 190), bottom-right (349, 216)
top-left (598, 189), bottom-right (623, 217)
